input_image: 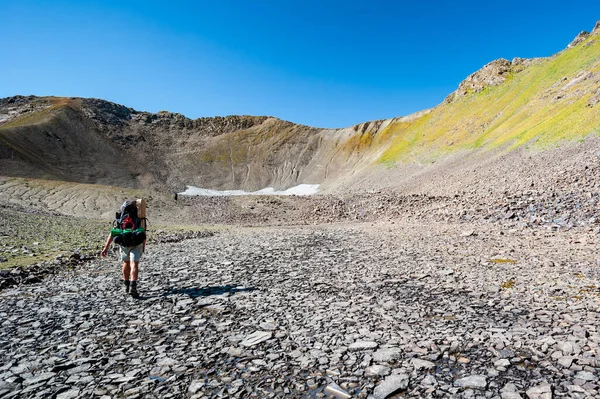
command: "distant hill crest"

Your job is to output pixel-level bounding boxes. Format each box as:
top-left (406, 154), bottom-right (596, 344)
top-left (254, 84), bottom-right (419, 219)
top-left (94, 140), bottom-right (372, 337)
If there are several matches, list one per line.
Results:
top-left (1, 20), bottom-right (599, 194)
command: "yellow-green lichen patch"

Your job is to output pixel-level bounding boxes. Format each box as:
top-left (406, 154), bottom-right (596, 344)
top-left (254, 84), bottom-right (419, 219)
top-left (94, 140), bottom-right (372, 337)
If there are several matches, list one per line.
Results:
top-left (0, 107), bottom-right (57, 130)
top-left (490, 258), bottom-right (517, 264)
top-left (376, 35), bottom-right (600, 166)
top-left (500, 278), bottom-right (517, 289)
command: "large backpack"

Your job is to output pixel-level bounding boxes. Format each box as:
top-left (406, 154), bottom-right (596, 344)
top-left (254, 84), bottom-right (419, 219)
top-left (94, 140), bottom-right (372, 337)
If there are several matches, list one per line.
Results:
top-left (111, 199), bottom-right (147, 247)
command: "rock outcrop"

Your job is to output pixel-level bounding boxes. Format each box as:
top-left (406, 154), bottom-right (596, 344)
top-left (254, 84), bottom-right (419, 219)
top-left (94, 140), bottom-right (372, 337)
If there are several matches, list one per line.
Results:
top-left (568, 30), bottom-right (590, 48)
top-left (445, 58), bottom-right (528, 103)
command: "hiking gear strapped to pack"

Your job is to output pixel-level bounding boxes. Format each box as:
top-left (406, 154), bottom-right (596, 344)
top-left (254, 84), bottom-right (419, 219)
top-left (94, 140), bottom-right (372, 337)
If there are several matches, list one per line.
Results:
top-left (111, 199), bottom-right (147, 247)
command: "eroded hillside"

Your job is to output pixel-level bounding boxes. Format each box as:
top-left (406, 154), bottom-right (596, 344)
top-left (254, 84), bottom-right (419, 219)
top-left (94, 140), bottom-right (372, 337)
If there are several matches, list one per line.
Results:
top-left (0, 22), bottom-right (599, 196)
top-left (0, 96), bottom-right (389, 193)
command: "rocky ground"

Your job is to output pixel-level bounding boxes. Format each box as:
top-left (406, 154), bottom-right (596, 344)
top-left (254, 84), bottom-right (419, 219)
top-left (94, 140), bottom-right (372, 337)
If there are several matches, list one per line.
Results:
top-left (2, 137), bottom-right (600, 398)
top-left (1, 220), bottom-right (599, 398)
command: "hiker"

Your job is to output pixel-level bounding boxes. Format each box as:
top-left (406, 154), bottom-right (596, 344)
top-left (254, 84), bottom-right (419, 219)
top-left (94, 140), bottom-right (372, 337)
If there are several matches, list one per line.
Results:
top-left (101, 199), bottom-right (147, 298)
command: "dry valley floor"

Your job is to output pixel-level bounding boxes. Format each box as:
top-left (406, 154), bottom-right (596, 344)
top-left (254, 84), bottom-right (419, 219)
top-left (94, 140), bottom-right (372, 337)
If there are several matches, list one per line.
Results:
top-left (1, 221), bottom-right (599, 398)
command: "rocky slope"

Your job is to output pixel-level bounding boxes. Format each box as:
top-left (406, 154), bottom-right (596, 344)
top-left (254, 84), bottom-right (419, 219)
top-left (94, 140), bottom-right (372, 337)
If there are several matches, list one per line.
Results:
top-left (0, 96), bottom-right (386, 193)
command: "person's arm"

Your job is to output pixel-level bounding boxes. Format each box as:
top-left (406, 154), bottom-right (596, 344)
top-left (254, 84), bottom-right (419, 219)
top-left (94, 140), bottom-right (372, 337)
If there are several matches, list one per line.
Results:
top-left (142, 218), bottom-right (147, 252)
top-left (101, 233), bottom-right (114, 257)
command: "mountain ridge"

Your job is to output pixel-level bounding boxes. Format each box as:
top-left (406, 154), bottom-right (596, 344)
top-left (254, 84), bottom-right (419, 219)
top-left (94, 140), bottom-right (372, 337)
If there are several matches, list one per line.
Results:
top-left (0, 21), bottom-right (599, 197)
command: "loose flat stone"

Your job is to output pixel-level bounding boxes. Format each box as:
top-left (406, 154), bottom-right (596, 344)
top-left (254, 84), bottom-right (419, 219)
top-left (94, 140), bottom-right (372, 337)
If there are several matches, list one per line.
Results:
top-left (123, 387), bottom-right (142, 396)
top-left (494, 359), bottom-right (511, 368)
top-left (454, 375), bottom-right (487, 389)
top-left (556, 341), bottom-right (575, 355)
top-left (372, 348), bottom-right (401, 362)
top-left (224, 347), bottom-right (244, 357)
top-left (259, 321), bottom-right (277, 331)
top-left (412, 358), bottom-right (435, 370)
top-left (567, 385), bottom-right (587, 394)
top-left (501, 383), bottom-right (518, 393)
top-left (155, 357), bottom-right (178, 367)
top-left (324, 382), bottom-right (351, 399)
top-left (0, 380), bottom-right (16, 391)
top-left (240, 331), bottom-right (272, 347)
top-left (557, 356), bottom-right (573, 368)
top-left (56, 389), bottom-right (81, 399)
top-left (497, 349), bottom-right (515, 359)
top-left (188, 380), bottom-right (205, 394)
top-left (371, 374), bottom-right (409, 399)
top-left (364, 365), bottom-right (391, 377)
top-left (501, 392), bottom-right (523, 399)
top-left (5, 218), bottom-right (600, 398)
top-left (349, 341), bottom-right (378, 351)
top-left (574, 371), bottom-right (597, 381)
top-left (418, 375), bottom-right (435, 388)
top-left (23, 372), bottom-right (56, 386)
top-left (525, 383), bottom-right (552, 399)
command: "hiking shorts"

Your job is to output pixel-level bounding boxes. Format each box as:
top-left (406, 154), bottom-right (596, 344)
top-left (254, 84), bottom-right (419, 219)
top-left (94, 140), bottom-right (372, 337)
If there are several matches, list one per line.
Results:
top-left (119, 244), bottom-right (144, 262)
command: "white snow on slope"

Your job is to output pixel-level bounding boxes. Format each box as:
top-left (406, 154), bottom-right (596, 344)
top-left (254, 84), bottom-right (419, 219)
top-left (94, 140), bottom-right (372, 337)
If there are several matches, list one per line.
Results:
top-left (179, 184), bottom-right (319, 197)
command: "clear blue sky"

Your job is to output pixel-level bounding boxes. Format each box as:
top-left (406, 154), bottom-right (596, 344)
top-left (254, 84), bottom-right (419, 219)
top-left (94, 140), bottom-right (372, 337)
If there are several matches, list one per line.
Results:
top-left (2, 1), bottom-right (599, 128)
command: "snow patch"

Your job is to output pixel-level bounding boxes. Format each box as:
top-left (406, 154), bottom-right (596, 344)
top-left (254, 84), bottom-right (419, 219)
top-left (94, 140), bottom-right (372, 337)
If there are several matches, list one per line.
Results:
top-left (179, 184), bottom-right (319, 197)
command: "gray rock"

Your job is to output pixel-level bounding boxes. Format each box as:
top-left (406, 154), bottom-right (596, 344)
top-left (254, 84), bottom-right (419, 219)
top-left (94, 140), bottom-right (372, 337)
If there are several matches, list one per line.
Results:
top-left (557, 356), bottom-right (573, 368)
top-left (259, 320), bottom-right (277, 331)
top-left (372, 348), bottom-right (401, 362)
top-left (574, 371), bottom-right (597, 381)
top-left (155, 357), bottom-right (178, 367)
top-left (566, 385), bottom-right (587, 394)
top-left (412, 358), bottom-right (435, 370)
top-left (556, 341), bottom-right (575, 355)
top-left (364, 365), bottom-right (391, 377)
top-left (497, 349), bottom-right (515, 359)
top-left (240, 331), bottom-right (272, 347)
top-left (420, 375), bottom-right (437, 387)
top-left (0, 381), bottom-right (17, 396)
top-left (188, 380), bottom-right (205, 394)
top-left (525, 383), bottom-right (552, 399)
top-left (501, 392), bottom-right (523, 399)
top-left (454, 375), bottom-right (487, 389)
top-left (324, 382), bottom-right (352, 399)
top-left (371, 374), bottom-right (410, 399)
top-left (501, 383), bottom-right (519, 393)
top-left (349, 341), bottom-right (378, 351)
top-left (56, 389), bottom-right (81, 399)
top-left (23, 372), bottom-right (56, 386)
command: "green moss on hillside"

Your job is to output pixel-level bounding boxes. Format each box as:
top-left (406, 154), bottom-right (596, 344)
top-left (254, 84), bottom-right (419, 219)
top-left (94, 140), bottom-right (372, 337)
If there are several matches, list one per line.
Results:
top-left (379, 35), bottom-right (600, 164)
top-left (0, 98), bottom-right (78, 130)
top-left (0, 107), bottom-right (56, 129)
top-left (0, 208), bottom-right (108, 268)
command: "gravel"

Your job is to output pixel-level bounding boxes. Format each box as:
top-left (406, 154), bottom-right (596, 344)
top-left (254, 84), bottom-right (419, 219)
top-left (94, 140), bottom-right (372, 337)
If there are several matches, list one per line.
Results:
top-left (1, 220), bottom-right (599, 398)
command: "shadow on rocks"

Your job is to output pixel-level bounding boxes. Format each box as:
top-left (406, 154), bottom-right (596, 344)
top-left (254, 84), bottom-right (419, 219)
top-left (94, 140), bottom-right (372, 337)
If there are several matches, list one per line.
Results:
top-left (162, 284), bottom-right (257, 298)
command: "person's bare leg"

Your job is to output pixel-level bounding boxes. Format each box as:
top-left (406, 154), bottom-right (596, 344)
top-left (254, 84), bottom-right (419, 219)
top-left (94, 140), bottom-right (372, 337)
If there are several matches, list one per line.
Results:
top-left (122, 261), bottom-right (131, 292)
top-left (130, 261), bottom-right (139, 281)
top-left (122, 261), bottom-right (131, 279)
top-left (130, 261), bottom-right (140, 298)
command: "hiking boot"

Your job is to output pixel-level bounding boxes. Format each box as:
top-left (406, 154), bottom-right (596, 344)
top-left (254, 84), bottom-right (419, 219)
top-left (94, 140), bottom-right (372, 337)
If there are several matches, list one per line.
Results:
top-left (130, 281), bottom-right (139, 298)
top-left (123, 280), bottom-right (130, 293)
